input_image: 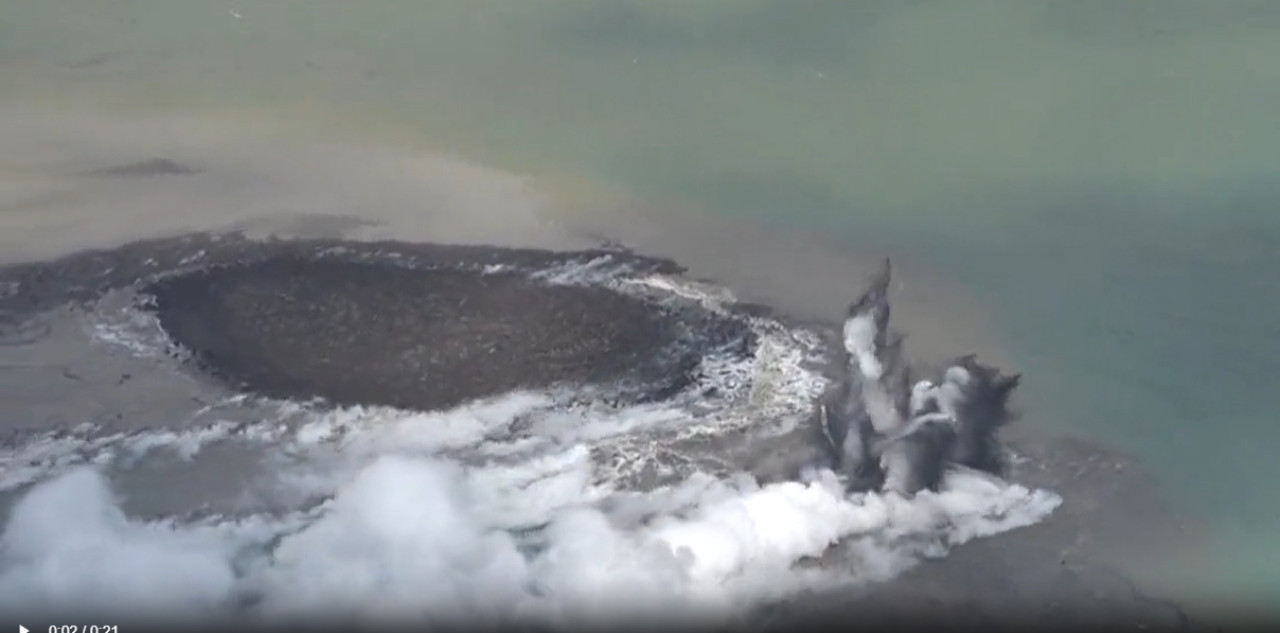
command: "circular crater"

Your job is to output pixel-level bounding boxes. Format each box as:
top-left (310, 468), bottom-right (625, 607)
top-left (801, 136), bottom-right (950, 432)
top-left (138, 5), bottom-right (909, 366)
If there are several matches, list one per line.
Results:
top-left (143, 254), bottom-right (750, 411)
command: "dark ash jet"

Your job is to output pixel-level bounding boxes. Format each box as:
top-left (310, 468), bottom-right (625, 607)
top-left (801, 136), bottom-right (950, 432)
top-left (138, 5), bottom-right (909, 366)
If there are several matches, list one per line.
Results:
top-left (820, 260), bottom-right (1022, 496)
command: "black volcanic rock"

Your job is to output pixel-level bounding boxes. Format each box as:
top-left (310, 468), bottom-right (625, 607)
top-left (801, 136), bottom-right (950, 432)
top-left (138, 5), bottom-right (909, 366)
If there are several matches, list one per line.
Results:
top-left (146, 258), bottom-right (668, 410)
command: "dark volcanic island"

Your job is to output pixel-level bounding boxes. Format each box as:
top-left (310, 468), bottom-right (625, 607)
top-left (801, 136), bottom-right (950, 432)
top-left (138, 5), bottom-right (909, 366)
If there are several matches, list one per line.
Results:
top-left (144, 257), bottom-right (749, 412)
top-left (0, 233), bottom-right (1205, 631)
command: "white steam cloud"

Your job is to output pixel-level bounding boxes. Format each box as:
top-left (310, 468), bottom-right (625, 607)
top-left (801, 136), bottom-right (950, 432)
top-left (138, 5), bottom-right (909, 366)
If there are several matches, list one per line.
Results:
top-left (0, 394), bottom-right (1061, 629)
top-left (0, 468), bottom-right (238, 620)
top-left (0, 275), bottom-right (1061, 628)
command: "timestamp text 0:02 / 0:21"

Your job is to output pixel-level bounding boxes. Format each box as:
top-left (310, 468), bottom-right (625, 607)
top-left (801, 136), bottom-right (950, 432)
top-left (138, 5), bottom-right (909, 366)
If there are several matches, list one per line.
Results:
top-left (49, 627), bottom-right (118, 633)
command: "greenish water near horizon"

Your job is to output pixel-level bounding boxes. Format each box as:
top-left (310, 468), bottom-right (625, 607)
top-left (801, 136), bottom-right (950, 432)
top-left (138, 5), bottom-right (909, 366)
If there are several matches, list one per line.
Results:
top-left (3, 0), bottom-right (1279, 608)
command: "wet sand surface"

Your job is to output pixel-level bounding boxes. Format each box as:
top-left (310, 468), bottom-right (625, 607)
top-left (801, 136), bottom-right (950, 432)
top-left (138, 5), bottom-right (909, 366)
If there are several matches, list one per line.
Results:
top-left (0, 110), bottom-right (1225, 630)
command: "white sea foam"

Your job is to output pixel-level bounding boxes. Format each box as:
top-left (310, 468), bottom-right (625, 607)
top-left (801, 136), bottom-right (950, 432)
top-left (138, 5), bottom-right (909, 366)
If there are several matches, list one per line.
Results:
top-left (0, 398), bottom-right (1061, 628)
top-left (86, 289), bottom-right (175, 360)
top-left (0, 268), bottom-right (1063, 628)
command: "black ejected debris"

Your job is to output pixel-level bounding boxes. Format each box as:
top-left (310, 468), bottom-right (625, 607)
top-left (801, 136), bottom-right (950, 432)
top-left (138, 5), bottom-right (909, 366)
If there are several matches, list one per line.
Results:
top-left (142, 255), bottom-right (755, 412)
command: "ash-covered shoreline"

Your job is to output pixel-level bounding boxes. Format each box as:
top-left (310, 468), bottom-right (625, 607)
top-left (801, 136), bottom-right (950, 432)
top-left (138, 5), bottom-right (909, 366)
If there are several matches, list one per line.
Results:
top-left (0, 232), bottom-right (1210, 630)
